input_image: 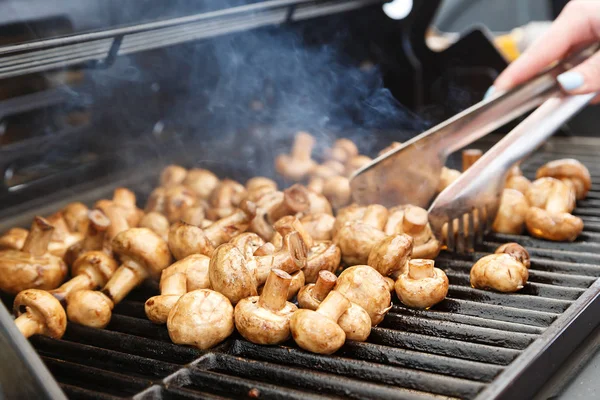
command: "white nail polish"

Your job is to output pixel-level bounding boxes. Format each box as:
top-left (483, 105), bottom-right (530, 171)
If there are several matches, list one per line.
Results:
top-left (557, 71), bottom-right (585, 91)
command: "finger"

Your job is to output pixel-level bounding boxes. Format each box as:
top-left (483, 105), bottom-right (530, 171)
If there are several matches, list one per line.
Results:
top-left (557, 49), bottom-right (600, 95)
top-left (494, 1), bottom-right (600, 90)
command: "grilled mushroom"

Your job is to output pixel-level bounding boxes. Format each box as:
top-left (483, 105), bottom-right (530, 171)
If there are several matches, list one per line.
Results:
top-left (337, 302), bottom-right (371, 342)
top-left (492, 189), bottom-right (529, 234)
top-left (334, 204), bottom-right (388, 236)
top-left (235, 269), bottom-right (298, 345)
top-left (322, 176), bottom-right (351, 210)
top-left (0, 227), bottom-right (28, 250)
top-left (65, 210), bottom-right (111, 266)
top-left (273, 215), bottom-right (314, 250)
top-left (183, 168), bottom-right (220, 199)
top-left (326, 138), bottom-right (359, 164)
top-left (495, 242), bottom-right (530, 268)
top-left (181, 206), bottom-right (206, 227)
top-left (246, 177), bottom-right (277, 194)
top-left (167, 289), bottom-right (234, 350)
top-left (536, 159), bottom-right (591, 200)
top-left (297, 270), bottom-right (337, 310)
top-left (290, 290), bottom-right (350, 354)
top-left (395, 259), bottom-right (449, 309)
top-left (62, 202), bottom-right (90, 234)
top-left (505, 175), bottom-right (532, 195)
top-left (160, 165), bottom-right (187, 188)
top-left (437, 167), bottom-right (461, 192)
top-left (304, 241), bottom-right (341, 283)
top-left (300, 213), bottom-right (335, 241)
top-left (470, 253), bottom-right (528, 293)
top-left (66, 228), bottom-right (172, 328)
top-left (383, 277), bottom-right (395, 292)
top-left (209, 243), bottom-right (258, 304)
top-left (249, 232), bottom-right (307, 286)
top-left (162, 185), bottom-right (198, 223)
top-left (275, 132), bottom-right (316, 181)
top-left (334, 221), bottom-right (387, 265)
top-left (139, 212), bottom-right (170, 241)
top-left (306, 190), bottom-right (334, 215)
top-left (45, 213), bottom-right (84, 259)
top-left (384, 206), bottom-right (440, 259)
top-left (0, 217), bottom-right (67, 295)
top-left (307, 177), bottom-right (325, 194)
top-left (267, 185), bottom-right (310, 225)
top-left (13, 289), bottom-right (66, 339)
top-left (207, 179), bottom-right (247, 220)
top-left (368, 234), bottom-right (413, 277)
top-left (462, 149), bottom-right (483, 171)
top-left (287, 271), bottom-right (305, 300)
top-left (95, 187), bottom-right (143, 228)
top-left (526, 177), bottom-right (576, 214)
top-left (145, 254), bottom-right (211, 324)
top-left (230, 232), bottom-right (266, 260)
top-left (525, 207), bottom-right (584, 242)
top-left (335, 265), bottom-right (391, 325)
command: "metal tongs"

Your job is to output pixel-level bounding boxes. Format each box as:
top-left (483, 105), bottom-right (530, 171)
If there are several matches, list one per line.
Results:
top-left (350, 44), bottom-right (598, 252)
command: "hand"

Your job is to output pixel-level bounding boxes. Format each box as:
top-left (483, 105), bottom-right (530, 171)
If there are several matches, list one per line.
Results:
top-left (489, 0), bottom-right (600, 103)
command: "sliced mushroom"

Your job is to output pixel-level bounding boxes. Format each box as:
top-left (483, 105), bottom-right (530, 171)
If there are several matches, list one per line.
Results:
top-left (209, 243), bottom-right (258, 304)
top-left (536, 159), bottom-right (591, 200)
top-left (470, 253), bottom-right (528, 293)
top-left (300, 213), bottom-right (335, 241)
top-left (183, 168), bottom-right (220, 199)
top-left (13, 289), bottom-right (66, 339)
top-left (167, 289), bottom-right (234, 350)
top-left (492, 189), bottom-right (529, 234)
top-left (367, 234), bottom-right (413, 277)
top-left (290, 290), bottom-right (350, 354)
top-left (0, 217), bottom-right (67, 295)
top-left (495, 242), bottom-right (530, 268)
top-left (395, 259), bottom-right (449, 309)
top-left (525, 207), bottom-right (583, 242)
top-left (235, 269), bottom-right (298, 345)
top-left (275, 132), bottom-right (316, 181)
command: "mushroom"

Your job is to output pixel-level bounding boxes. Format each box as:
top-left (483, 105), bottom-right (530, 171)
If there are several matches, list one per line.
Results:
top-left (307, 177), bottom-right (324, 194)
top-left (51, 251), bottom-right (118, 303)
top-left (304, 241), bottom-right (341, 283)
top-left (249, 190), bottom-right (284, 240)
top-left (536, 158), bottom-right (591, 200)
top-left (209, 243), bottom-right (258, 304)
top-left (207, 179), bottom-right (247, 220)
top-left (505, 175), bottom-right (532, 195)
top-left (437, 167), bottom-right (461, 192)
top-left (145, 187), bottom-right (166, 214)
top-left (470, 253), bottom-right (528, 293)
top-left (525, 207), bottom-right (584, 242)
top-left (183, 168), bottom-right (220, 199)
top-left (246, 177), bottom-right (277, 194)
top-left (0, 217), bottom-right (67, 295)
top-left (333, 204), bottom-right (388, 237)
top-left (65, 209), bottom-right (111, 266)
top-left (297, 270), bottom-right (337, 310)
top-left (507, 164), bottom-right (523, 178)
top-left (335, 265), bottom-right (391, 325)
top-left (230, 232), bottom-right (266, 260)
top-left (100, 205), bottom-right (130, 255)
top-left (235, 269), bottom-right (298, 345)
top-left (13, 289), bottom-right (66, 339)
top-left (62, 202), bottom-right (90, 233)
top-left (345, 155), bottom-right (372, 176)
top-left (300, 213), bottom-right (336, 241)
top-left (275, 132), bottom-right (316, 181)
top-left (162, 185), bottom-right (198, 223)
top-left (367, 234), bottom-right (413, 277)
top-left (326, 138), bottom-right (359, 164)
top-left (492, 189), bottom-right (529, 234)
top-left (145, 254), bottom-right (211, 324)
top-left (160, 165), bottom-right (187, 188)
top-left (334, 221), bottom-right (387, 265)
top-left (249, 232), bottom-right (307, 287)
top-left (290, 290), bottom-right (350, 354)
top-left (311, 163), bottom-right (342, 180)
top-left (495, 242), bottom-right (530, 268)
top-left (383, 277), bottom-right (395, 292)
top-left (273, 215), bottom-right (314, 250)
top-left (338, 302), bottom-right (371, 342)
top-left (0, 227), bottom-right (28, 250)
top-left (384, 206), bottom-right (440, 259)
top-left (322, 176), bottom-right (351, 210)
top-left (167, 289), bottom-right (234, 350)
top-left (395, 259), bottom-right (449, 309)
top-left (526, 177), bottom-right (575, 214)
top-left (462, 149), bottom-right (482, 172)
top-left (181, 206), bottom-right (206, 227)
top-left (66, 228), bottom-right (172, 328)
top-left (287, 271), bottom-right (305, 300)
top-left (45, 213), bottom-right (84, 259)
top-left (95, 188), bottom-right (143, 228)
top-left (139, 211), bottom-right (170, 241)
top-left (378, 141), bottom-right (402, 156)
top-left (306, 190), bottom-right (333, 215)
top-left (266, 184), bottom-right (310, 225)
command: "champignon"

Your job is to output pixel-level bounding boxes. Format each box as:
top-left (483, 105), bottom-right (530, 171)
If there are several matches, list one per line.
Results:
top-left (207, 179), bottom-right (247, 220)
top-left (526, 177), bottom-right (576, 214)
top-left (384, 206), bottom-right (440, 259)
top-left (495, 242), bottom-right (530, 268)
top-left (266, 184), bottom-right (310, 225)
top-left (300, 213), bottom-right (335, 241)
top-left (167, 289), bottom-right (234, 350)
top-left (230, 232), bottom-right (266, 260)
top-left (249, 231), bottom-right (307, 286)
top-left (492, 189), bottom-right (529, 234)
top-left (536, 158), bottom-right (591, 200)
top-left (183, 168), bottom-right (220, 199)
top-left (287, 270), bottom-right (305, 300)
top-left (437, 167), bottom-right (461, 192)
top-left (337, 302), bottom-right (371, 342)
top-left (306, 190), bottom-right (334, 215)
top-left (235, 269), bottom-right (298, 345)
top-left (139, 211), bottom-right (170, 241)
top-left (525, 207), bottom-right (583, 242)
top-left (345, 155), bottom-right (372, 176)
top-left (209, 243), bottom-right (258, 304)
top-left (160, 165), bottom-right (187, 188)
top-left (304, 241), bottom-right (341, 283)
top-left (326, 138), bottom-right (359, 164)
top-left (505, 175), bottom-right (531, 195)
top-left (95, 187), bottom-right (143, 228)
top-left (0, 227), bottom-right (28, 250)
top-left (273, 215), bottom-right (314, 250)
top-left (322, 176), bottom-right (351, 210)
top-left (65, 209), bottom-right (111, 266)
top-left (333, 221), bottom-right (387, 265)
top-left (13, 289), bottom-right (66, 339)
top-left (297, 270), bottom-right (337, 310)
top-left (275, 132), bottom-right (316, 181)
top-left (367, 234), bottom-right (413, 277)
top-left (62, 202), bottom-right (90, 234)
top-left (470, 253), bottom-right (528, 293)
top-left (395, 259), bottom-right (448, 309)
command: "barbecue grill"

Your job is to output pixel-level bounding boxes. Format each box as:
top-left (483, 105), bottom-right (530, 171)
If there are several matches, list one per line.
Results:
top-left (1, 1), bottom-right (599, 399)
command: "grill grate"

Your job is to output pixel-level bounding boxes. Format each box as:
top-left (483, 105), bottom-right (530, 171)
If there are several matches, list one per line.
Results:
top-left (3, 136), bottom-right (600, 400)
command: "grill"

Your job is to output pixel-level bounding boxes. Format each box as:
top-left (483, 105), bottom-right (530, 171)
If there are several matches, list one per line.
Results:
top-left (0, 1), bottom-right (599, 399)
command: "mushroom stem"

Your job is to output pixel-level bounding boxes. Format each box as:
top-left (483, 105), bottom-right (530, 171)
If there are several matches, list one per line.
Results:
top-left (204, 200), bottom-right (256, 245)
top-left (268, 185), bottom-right (309, 223)
top-left (273, 215), bottom-right (314, 249)
top-left (313, 270), bottom-right (337, 301)
top-left (51, 274), bottom-right (94, 301)
top-left (22, 217), bottom-right (54, 256)
top-left (253, 232), bottom-right (306, 285)
top-left (103, 207), bottom-right (129, 242)
top-left (102, 261), bottom-right (148, 304)
top-left (316, 291), bottom-right (350, 322)
top-left (259, 269), bottom-right (292, 311)
top-left (462, 149), bottom-right (483, 172)
top-left (291, 132), bottom-right (315, 161)
top-left (402, 207), bottom-right (428, 236)
top-left (14, 314), bottom-right (41, 338)
top-left (82, 210), bottom-right (111, 250)
top-left (254, 242), bottom-right (275, 256)
top-left (408, 259), bottom-right (435, 279)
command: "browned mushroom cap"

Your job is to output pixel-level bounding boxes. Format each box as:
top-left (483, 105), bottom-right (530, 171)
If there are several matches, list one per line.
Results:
top-left (492, 189), bottom-right (529, 235)
top-left (209, 243), bottom-right (258, 304)
top-left (495, 243), bottom-right (530, 268)
top-left (306, 190), bottom-right (334, 215)
top-left (327, 138), bottom-right (359, 164)
top-left (378, 141), bottom-right (402, 156)
top-left (168, 221), bottom-right (213, 260)
top-left (384, 206), bottom-right (440, 260)
top-left (65, 209), bottom-right (111, 266)
top-left (275, 132), bottom-right (316, 181)
top-left (13, 289), bottom-right (66, 339)
top-left (162, 185), bottom-right (198, 223)
top-left (367, 234), bottom-right (413, 277)
top-left (290, 290), bottom-right (350, 354)
top-left (62, 202), bottom-right (90, 233)
top-left (207, 179), bottom-right (247, 220)
top-left (287, 271), bottom-right (305, 300)
top-left (526, 177), bottom-right (576, 214)
top-left (338, 302), bottom-right (371, 341)
top-left (66, 290), bottom-right (113, 328)
top-left (333, 204), bottom-right (364, 236)
top-left (254, 242), bottom-right (276, 256)
top-left (334, 204), bottom-right (388, 233)
top-left (235, 269), bottom-right (298, 345)
top-left (505, 175), bottom-right (532, 195)
top-left (345, 155), bottom-right (372, 176)
top-left (470, 253), bottom-right (528, 293)
top-left (335, 265), bottom-right (391, 326)
top-left (536, 159), bottom-right (592, 200)
top-left (273, 215), bottom-right (314, 250)
top-left (250, 232), bottom-right (307, 286)
top-left (0, 217), bottom-right (67, 295)
top-left (51, 251), bottom-right (118, 302)
top-left (304, 241), bottom-right (341, 283)
top-left (300, 213), bottom-right (335, 242)
top-left (139, 211), bottom-right (170, 241)
top-left (297, 270), bottom-right (337, 310)
top-left (334, 221), bottom-right (387, 266)
top-left (160, 165), bottom-right (187, 188)
top-left (395, 259), bottom-right (449, 309)
top-left (167, 289), bottom-right (234, 350)
top-left (246, 177), bottom-right (277, 193)
top-left (437, 167), bottom-right (461, 192)
top-left (267, 184), bottom-right (310, 224)
top-left (96, 188), bottom-right (144, 228)
top-left (230, 232), bottom-right (266, 260)
top-left (0, 227), bottom-right (28, 250)
top-left (462, 149), bottom-right (483, 172)
top-left (322, 176), bottom-right (351, 210)
top-left (145, 187), bottom-right (166, 214)
top-left (183, 168), bottom-right (220, 199)
top-left (525, 207), bottom-right (583, 242)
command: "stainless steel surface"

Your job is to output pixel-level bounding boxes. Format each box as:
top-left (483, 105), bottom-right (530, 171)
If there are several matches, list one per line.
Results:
top-left (350, 45), bottom-right (596, 208)
top-left (429, 92), bottom-right (596, 252)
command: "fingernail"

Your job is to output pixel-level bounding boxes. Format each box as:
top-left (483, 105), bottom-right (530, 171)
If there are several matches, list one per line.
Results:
top-left (483, 85), bottom-right (495, 100)
top-left (557, 71), bottom-right (585, 91)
